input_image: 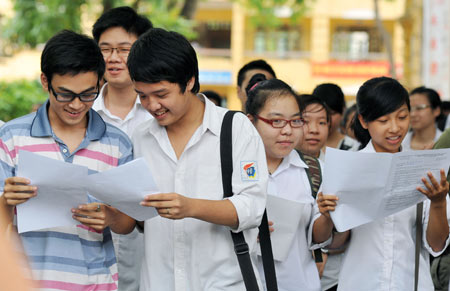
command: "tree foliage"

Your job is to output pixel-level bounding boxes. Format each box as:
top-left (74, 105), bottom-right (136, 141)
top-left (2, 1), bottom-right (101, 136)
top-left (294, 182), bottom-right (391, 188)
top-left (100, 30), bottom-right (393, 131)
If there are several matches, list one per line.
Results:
top-left (0, 80), bottom-right (47, 121)
top-left (238, 0), bottom-right (312, 29)
top-left (3, 0), bottom-right (85, 49)
top-left (1, 0), bottom-right (198, 50)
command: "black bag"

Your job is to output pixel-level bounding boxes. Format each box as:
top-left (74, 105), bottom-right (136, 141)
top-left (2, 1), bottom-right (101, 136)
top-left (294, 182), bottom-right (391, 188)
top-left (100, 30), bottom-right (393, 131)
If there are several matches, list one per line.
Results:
top-left (220, 110), bottom-right (278, 291)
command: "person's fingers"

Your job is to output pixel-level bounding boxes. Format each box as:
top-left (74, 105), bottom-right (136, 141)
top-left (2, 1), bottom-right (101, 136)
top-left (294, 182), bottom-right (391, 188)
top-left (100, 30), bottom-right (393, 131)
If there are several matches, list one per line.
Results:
top-left (321, 195), bottom-right (339, 201)
top-left (421, 177), bottom-right (433, 192)
top-left (416, 186), bottom-right (429, 196)
top-left (5, 199), bottom-right (29, 206)
top-left (3, 184), bottom-right (37, 194)
top-left (143, 193), bottom-right (175, 201)
top-left (5, 177), bottom-right (31, 185)
top-left (77, 203), bottom-right (104, 212)
top-left (439, 169), bottom-right (449, 187)
top-left (426, 172), bottom-right (440, 189)
top-left (3, 192), bottom-right (36, 200)
top-left (72, 215), bottom-right (105, 226)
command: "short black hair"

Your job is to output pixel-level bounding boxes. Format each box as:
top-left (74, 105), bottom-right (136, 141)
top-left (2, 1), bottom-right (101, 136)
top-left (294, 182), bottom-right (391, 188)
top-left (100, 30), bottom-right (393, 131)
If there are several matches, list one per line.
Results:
top-left (237, 59), bottom-right (276, 87)
top-left (92, 6), bottom-right (153, 42)
top-left (298, 94), bottom-right (331, 124)
top-left (201, 90), bottom-right (222, 105)
top-left (313, 83), bottom-right (346, 114)
top-left (410, 86), bottom-right (442, 110)
top-left (41, 30), bottom-right (105, 84)
top-left (127, 28), bottom-right (200, 94)
top-left (352, 77), bottom-right (410, 147)
top-left (245, 73), bottom-right (299, 116)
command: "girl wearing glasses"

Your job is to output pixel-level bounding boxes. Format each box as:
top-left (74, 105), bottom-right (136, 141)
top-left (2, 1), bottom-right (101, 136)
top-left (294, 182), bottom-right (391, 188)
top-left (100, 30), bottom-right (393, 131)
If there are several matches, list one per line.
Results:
top-left (246, 74), bottom-right (335, 291)
top-left (402, 86), bottom-right (443, 150)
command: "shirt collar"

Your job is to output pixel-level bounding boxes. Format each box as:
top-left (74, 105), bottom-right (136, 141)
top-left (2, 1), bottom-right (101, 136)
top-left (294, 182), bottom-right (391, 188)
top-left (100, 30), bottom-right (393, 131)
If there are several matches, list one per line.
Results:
top-left (361, 139), bottom-right (403, 153)
top-left (271, 150), bottom-right (308, 176)
top-left (30, 100), bottom-right (106, 141)
top-left (198, 93), bottom-right (221, 137)
top-left (147, 93), bottom-right (221, 137)
top-left (93, 82), bottom-right (142, 114)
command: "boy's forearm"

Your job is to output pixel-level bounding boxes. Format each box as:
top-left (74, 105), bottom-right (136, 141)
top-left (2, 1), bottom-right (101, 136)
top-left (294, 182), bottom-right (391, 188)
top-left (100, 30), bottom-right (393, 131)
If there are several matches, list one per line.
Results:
top-left (190, 198), bottom-right (239, 228)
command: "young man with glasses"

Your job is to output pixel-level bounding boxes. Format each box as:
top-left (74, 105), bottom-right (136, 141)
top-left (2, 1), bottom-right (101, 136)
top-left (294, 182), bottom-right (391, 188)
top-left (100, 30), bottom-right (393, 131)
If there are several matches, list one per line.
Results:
top-left (92, 6), bottom-right (153, 136)
top-left (92, 7), bottom-right (152, 290)
top-left (0, 30), bottom-right (134, 290)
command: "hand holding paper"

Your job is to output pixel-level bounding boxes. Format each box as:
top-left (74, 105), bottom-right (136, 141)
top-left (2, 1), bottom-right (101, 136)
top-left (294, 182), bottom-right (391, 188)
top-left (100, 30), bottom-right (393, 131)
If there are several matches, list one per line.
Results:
top-left (322, 147), bottom-right (450, 232)
top-left (15, 151), bottom-right (160, 233)
top-left (2, 176), bottom-right (37, 207)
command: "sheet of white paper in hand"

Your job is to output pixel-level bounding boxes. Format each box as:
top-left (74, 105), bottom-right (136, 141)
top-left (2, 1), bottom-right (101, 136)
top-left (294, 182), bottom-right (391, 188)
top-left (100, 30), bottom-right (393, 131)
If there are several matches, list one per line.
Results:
top-left (324, 147), bottom-right (450, 232)
top-left (381, 149), bottom-right (450, 217)
top-left (16, 150), bottom-right (88, 233)
top-left (257, 195), bottom-right (307, 261)
top-left (86, 158), bottom-right (159, 221)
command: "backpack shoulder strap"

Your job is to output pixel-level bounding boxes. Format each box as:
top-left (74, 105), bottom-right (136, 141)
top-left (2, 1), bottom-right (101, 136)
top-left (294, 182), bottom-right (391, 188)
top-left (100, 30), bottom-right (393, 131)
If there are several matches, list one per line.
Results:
top-left (295, 150), bottom-right (324, 263)
top-left (295, 150), bottom-right (322, 198)
top-left (220, 110), bottom-right (278, 291)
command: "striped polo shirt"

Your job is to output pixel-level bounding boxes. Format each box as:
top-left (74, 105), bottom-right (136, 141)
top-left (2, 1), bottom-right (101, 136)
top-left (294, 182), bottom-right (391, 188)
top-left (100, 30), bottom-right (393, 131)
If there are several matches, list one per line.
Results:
top-left (0, 101), bottom-right (133, 291)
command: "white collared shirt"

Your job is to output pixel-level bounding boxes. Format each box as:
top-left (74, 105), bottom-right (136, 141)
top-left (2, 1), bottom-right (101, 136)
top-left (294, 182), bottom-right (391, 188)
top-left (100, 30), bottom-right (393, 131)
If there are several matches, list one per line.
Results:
top-left (93, 83), bottom-right (152, 137)
top-left (402, 128), bottom-right (443, 151)
top-left (337, 141), bottom-right (450, 291)
top-left (132, 95), bottom-right (268, 291)
top-left (257, 150), bottom-right (327, 291)
top-left (93, 83), bottom-right (151, 291)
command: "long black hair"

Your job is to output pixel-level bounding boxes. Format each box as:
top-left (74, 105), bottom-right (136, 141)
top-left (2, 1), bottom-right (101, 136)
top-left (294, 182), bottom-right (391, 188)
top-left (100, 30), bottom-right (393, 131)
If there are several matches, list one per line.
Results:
top-left (352, 77), bottom-right (410, 147)
top-left (245, 73), bottom-right (300, 116)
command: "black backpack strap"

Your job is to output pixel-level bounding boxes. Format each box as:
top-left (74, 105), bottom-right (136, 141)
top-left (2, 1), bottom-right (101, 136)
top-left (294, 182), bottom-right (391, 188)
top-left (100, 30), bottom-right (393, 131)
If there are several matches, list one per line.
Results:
top-left (296, 150), bottom-right (323, 263)
top-left (258, 210), bottom-right (278, 290)
top-left (220, 110), bottom-right (277, 291)
top-left (414, 202), bottom-right (423, 291)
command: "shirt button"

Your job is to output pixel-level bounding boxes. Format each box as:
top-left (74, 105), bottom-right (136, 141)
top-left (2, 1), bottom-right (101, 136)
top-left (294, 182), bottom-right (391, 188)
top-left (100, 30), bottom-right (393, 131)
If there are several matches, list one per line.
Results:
top-left (62, 149), bottom-right (68, 153)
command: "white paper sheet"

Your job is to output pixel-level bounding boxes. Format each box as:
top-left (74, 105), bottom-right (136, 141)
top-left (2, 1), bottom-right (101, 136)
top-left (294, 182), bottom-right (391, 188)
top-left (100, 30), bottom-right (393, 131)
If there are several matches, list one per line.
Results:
top-left (16, 150), bottom-right (88, 233)
top-left (323, 147), bottom-right (450, 232)
top-left (15, 151), bottom-right (160, 233)
top-left (257, 195), bottom-right (308, 261)
top-left (86, 158), bottom-right (159, 221)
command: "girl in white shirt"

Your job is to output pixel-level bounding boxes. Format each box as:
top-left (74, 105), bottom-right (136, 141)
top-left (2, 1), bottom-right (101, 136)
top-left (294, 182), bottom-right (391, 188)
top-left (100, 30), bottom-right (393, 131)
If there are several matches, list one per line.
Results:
top-left (323, 76), bottom-right (449, 291)
top-left (245, 74), bottom-right (336, 291)
top-left (402, 86), bottom-right (443, 150)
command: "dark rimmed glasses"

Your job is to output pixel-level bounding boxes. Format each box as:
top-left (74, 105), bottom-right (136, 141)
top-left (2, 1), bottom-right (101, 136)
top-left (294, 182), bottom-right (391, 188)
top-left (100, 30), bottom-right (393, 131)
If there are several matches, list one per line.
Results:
top-left (48, 82), bottom-right (100, 102)
top-left (256, 115), bottom-right (305, 128)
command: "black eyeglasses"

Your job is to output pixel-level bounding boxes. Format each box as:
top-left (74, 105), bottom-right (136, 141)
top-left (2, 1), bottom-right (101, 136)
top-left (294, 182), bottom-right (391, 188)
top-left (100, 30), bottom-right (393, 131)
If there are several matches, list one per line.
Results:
top-left (48, 82), bottom-right (100, 102)
top-left (256, 115), bottom-right (305, 128)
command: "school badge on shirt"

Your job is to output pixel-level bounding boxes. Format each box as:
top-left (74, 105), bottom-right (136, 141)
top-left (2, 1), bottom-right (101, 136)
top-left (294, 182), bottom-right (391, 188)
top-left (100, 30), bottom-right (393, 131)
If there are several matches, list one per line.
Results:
top-left (240, 161), bottom-right (259, 181)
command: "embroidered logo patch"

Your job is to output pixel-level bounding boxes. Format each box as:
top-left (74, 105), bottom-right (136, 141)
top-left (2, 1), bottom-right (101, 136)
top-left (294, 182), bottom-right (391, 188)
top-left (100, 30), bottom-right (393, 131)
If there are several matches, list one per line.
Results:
top-left (240, 161), bottom-right (259, 181)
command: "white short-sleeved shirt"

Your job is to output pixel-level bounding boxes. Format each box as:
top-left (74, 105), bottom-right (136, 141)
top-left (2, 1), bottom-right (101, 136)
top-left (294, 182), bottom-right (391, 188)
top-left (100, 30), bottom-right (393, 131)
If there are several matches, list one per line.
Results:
top-left (132, 95), bottom-right (268, 291)
top-left (337, 141), bottom-right (450, 291)
top-left (401, 128), bottom-right (442, 151)
top-left (257, 150), bottom-right (329, 291)
top-left (93, 83), bottom-right (152, 137)
top-left (0, 120), bottom-right (4, 127)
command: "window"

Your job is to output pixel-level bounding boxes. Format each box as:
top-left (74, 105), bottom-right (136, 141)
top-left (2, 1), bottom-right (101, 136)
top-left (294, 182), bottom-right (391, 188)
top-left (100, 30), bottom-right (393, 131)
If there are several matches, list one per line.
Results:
top-left (193, 21), bottom-right (231, 57)
top-left (250, 25), bottom-right (308, 59)
top-left (331, 26), bottom-right (384, 61)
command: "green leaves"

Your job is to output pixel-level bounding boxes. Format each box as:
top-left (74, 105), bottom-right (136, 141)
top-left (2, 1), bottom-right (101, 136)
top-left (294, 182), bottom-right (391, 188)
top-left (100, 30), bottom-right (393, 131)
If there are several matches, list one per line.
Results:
top-left (3, 0), bottom-right (86, 48)
top-left (0, 80), bottom-right (47, 121)
top-left (237, 0), bottom-right (312, 29)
